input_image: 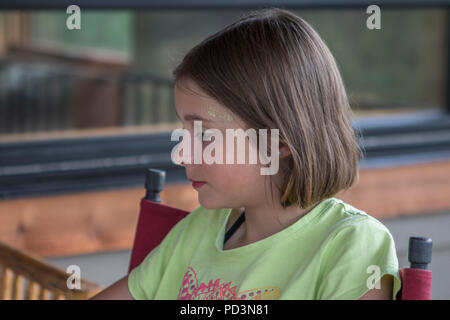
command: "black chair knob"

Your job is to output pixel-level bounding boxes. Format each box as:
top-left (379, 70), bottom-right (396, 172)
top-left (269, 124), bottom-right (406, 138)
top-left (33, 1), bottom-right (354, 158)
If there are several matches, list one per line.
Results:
top-left (144, 169), bottom-right (166, 202)
top-left (408, 236), bottom-right (432, 270)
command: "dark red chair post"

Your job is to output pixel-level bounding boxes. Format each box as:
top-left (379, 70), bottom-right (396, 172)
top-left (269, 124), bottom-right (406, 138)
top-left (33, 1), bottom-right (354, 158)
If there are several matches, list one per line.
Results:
top-left (128, 169), bottom-right (189, 273)
top-left (396, 236), bottom-right (433, 300)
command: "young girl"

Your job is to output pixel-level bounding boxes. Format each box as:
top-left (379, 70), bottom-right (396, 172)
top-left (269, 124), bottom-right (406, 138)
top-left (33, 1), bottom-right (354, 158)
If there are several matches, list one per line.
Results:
top-left (92, 8), bottom-right (401, 300)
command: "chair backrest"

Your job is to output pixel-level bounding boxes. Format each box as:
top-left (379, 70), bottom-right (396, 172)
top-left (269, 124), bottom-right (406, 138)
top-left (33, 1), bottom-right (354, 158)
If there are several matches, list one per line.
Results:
top-left (0, 241), bottom-right (103, 300)
top-left (128, 169), bottom-right (189, 273)
top-left (397, 236), bottom-right (433, 300)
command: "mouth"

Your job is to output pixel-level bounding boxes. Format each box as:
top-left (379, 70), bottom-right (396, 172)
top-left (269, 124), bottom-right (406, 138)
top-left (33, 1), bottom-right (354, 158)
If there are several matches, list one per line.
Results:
top-left (189, 179), bottom-right (206, 190)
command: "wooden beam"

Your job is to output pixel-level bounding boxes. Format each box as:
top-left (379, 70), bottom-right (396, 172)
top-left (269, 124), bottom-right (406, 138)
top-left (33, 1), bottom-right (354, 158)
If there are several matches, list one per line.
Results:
top-left (339, 160), bottom-right (450, 219)
top-left (0, 182), bottom-right (199, 258)
top-left (0, 160), bottom-right (449, 258)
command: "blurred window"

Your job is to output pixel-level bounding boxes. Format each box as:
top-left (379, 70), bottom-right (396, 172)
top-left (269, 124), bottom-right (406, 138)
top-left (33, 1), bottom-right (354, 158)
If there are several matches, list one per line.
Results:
top-left (0, 8), bottom-right (446, 142)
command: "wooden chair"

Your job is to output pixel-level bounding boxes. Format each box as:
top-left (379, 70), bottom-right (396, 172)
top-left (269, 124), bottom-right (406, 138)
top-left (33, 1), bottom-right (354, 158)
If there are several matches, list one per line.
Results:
top-left (0, 241), bottom-right (103, 300)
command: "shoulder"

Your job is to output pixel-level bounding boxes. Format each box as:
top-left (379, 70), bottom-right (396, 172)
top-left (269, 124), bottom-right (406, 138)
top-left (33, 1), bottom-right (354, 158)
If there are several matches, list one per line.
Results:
top-left (324, 198), bottom-right (394, 241)
top-left (315, 199), bottom-right (401, 299)
top-left (319, 198), bottom-right (399, 271)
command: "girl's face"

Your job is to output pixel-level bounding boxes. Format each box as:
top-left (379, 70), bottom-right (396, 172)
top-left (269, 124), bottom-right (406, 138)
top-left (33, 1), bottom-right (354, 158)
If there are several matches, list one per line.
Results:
top-left (174, 79), bottom-right (278, 210)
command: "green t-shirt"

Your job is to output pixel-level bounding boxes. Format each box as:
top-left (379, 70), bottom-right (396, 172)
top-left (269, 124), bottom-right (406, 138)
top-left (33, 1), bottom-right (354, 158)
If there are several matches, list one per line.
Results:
top-left (128, 197), bottom-right (402, 300)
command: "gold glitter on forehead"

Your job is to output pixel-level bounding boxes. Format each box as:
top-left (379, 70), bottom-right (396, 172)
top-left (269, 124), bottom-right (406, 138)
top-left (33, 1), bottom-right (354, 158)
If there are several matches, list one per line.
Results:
top-left (206, 105), bottom-right (234, 122)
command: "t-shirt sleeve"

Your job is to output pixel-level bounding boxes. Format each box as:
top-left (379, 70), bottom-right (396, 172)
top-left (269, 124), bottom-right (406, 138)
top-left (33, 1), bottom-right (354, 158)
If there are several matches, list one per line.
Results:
top-left (316, 217), bottom-right (402, 300)
top-left (127, 214), bottom-right (189, 300)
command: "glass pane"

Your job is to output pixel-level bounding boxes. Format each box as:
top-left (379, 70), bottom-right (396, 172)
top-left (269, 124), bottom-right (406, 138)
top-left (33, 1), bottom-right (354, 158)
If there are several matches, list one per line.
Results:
top-left (0, 8), bottom-right (446, 143)
top-left (297, 9), bottom-right (446, 118)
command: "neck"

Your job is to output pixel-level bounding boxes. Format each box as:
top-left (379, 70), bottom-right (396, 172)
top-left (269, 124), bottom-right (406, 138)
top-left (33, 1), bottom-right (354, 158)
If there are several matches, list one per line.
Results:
top-left (241, 200), bottom-right (314, 245)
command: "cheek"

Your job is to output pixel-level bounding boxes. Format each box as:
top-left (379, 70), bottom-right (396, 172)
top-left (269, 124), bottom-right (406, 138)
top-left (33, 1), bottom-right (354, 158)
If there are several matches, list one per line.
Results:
top-left (203, 163), bottom-right (263, 191)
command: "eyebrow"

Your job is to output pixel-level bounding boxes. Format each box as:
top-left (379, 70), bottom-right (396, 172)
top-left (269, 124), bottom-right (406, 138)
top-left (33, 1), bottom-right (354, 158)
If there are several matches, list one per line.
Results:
top-left (175, 108), bottom-right (215, 123)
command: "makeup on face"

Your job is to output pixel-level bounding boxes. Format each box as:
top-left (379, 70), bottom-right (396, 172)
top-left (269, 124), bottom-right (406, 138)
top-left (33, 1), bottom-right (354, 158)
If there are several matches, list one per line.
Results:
top-left (205, 105), bottom-right (234, 123)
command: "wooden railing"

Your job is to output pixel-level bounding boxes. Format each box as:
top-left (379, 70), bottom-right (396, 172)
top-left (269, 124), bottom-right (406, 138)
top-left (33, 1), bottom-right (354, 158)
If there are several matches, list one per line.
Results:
top-left (0, 241), bottom-right (103, 299)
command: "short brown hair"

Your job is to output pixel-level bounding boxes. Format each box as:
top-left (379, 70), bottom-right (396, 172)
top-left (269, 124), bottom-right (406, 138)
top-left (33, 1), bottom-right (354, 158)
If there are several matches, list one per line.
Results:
top-left (172, 8), bottom-right (363, 209)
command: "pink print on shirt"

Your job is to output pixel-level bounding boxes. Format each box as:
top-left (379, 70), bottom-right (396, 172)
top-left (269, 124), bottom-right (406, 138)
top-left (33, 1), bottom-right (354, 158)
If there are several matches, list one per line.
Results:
top-left (177, 266), bottom-right (281, 300)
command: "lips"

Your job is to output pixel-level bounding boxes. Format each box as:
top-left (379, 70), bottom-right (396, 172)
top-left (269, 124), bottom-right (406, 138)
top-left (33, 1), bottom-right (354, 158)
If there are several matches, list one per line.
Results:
top-left (189, 179), bottom-right (206, 189)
